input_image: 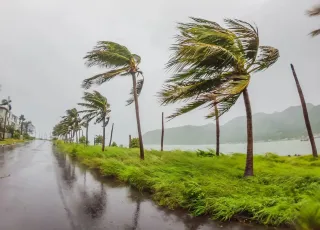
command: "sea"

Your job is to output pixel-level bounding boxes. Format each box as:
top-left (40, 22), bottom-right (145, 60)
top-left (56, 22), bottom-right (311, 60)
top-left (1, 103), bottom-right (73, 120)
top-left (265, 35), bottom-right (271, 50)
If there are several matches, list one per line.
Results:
top-left (145, 138), bottom-right (320, 156)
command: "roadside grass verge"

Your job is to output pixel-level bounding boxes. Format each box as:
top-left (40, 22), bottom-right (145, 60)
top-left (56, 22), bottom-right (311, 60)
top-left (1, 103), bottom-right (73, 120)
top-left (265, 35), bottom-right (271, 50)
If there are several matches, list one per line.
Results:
top-left (56, 141), bottom-right (320, 227)
top-left (0, 138), bottom-right (25, 145)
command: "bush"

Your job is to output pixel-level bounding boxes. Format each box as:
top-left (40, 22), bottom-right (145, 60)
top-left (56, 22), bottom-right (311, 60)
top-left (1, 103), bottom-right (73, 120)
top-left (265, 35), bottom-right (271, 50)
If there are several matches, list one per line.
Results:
top-left (196, 149), bottom-right (216, 157)
top-left (79, 136), bottom-right (86, 144)
top-left (13, 130), bottom-right (20, 139)
top-left (130, 137), bottom-right (140, 148)
top-left (111, 141), bottom-right (117, 147)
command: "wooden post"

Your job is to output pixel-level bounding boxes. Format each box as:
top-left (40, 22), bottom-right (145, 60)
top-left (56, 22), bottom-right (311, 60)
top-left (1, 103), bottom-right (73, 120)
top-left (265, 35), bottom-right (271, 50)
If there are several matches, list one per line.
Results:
top-left (161, 112), bottom-right (164, 151)
top-left (129, 135), bottom-right (132, 148)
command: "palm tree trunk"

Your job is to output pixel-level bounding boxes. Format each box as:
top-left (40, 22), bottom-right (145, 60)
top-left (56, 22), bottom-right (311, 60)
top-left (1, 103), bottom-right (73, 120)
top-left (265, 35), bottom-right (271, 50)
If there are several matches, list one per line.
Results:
top-left (214, 104), bottom-right (220, 156)
top-left (161, 112), bottom-right (164, 151)
top-left (290, 64), bottom-right (318, 157)
top-left (86, 122), bottom-right (89, 146)
top-left (131, 72), bottom-right (145, 160)
top-left (20, 122), bottom-right (23, 138)
top-left (76, 131), bottom-right (78, 143)
top-left (243, 88), bottom-right (254, 177)
top-left (3, 110), bottom-right (8, 139)
top-left (109, 123), bottom-right (114, 146)
top-left (102, 119), bottom-right (106, 151)
top-left (129, 135), bottom-right (132, 148)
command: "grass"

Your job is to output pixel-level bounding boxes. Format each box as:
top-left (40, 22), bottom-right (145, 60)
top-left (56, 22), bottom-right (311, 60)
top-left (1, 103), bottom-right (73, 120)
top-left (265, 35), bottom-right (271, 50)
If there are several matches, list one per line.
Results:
top-left (0, 138), bottom-right (25, 145)
top-left (56, 141), bottom-right (320, 227)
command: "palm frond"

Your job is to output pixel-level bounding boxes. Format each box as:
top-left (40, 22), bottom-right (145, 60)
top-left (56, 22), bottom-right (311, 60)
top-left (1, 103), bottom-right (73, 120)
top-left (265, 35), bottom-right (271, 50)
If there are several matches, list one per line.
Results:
top-left (206, 93), bottom-right (242, 118)
top-left (126, 73), bottom-right (144, 106)
top-left (167, 99), bottom-right (209, 120)
top-left (310, 29), bottom-right (320, 37)
top-left (84, 41), bottom-right (132, 68)
top-left (82, 67), bottom-right (130, 89)
top-left (250, 46), bottom-right (279, 72)
top-left (132, 54), bottom-right (141, 65)
top-left (307, 5), bottom-right (320, 17)
top-left (224, 19), bottom-right (259, 67)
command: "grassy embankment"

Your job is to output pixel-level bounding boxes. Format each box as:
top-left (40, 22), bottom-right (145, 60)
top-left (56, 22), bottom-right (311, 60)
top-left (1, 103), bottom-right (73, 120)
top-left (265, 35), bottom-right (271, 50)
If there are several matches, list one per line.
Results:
top-left (56, 141), bottom-right (320, 227)
top-left (0, 138), bottom-right (25, 145)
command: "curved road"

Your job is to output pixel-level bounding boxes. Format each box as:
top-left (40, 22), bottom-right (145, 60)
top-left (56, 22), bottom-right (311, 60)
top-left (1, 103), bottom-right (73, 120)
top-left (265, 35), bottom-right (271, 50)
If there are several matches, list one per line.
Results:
top-left (0, 141), bottom-right (281, 230)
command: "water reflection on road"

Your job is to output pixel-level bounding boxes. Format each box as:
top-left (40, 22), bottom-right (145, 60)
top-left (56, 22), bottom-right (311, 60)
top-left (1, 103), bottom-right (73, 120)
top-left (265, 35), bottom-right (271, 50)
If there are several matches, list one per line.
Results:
top-left (53, 147), bottom-right (283, 230)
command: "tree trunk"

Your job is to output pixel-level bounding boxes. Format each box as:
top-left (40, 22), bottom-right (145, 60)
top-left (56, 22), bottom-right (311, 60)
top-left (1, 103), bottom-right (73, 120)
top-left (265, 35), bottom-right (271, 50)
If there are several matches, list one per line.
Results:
top-left (20, 122), bottom-right (23, 137)
top-left (161, 112), bottom-right (164, 151)
top-left (3, 110), bottom-right (8, 139)
top-left (129, 135), bottom-right (132, 148)
top-left (86, 122), bottom-right (89, 146)
top-left (109, 123), bottom-right (114, 146)
top-left (290, 64), bottom-right (318, 157)
top-left (102, 119), bottom-right (106, 151)
top-left (243, 88), bottom-right (254, 177)
top-left (76, 131), bottom-right (78, 143)
top-left (131, 72), bottom-right (145, 160)
top-left (214, 104), bottom-right (220, 156)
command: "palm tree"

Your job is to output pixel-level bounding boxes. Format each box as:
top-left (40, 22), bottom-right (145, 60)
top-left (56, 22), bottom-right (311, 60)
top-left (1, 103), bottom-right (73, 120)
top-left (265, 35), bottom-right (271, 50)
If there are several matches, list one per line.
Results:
top-left (160, 18), bottom-right (279, 176)
top-left (1, 97), bottom-right (12, 139)
top-left (290, 64), bottom-right (318, 157)
top-left (82, 41), bottom-right (145, 159)
top-left (307, 5), bottom-right (320, 37)
top-left (61, 108), bottom-right (80, 143)
top-left (78, 91), bottom-right (111, 151)
top-left (19, 115), bottom-right (26, 137)
top-left (81, 117), bottom-right (94, 146)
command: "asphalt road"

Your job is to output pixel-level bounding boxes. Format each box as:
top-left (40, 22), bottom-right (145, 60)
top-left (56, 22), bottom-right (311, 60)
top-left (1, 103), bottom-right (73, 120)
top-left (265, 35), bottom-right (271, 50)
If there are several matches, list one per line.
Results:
top-left (0, 141), bottom-right (282, 230)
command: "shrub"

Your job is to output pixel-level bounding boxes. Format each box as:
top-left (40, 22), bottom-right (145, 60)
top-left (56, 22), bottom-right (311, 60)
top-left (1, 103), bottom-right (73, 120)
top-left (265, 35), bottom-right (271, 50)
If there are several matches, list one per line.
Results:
top-left (130, 138), bottom-right (140, 148)
top-left (79, 136), bottom-right (86, 144)
top-left (111, 141), bottom-right (117, 147)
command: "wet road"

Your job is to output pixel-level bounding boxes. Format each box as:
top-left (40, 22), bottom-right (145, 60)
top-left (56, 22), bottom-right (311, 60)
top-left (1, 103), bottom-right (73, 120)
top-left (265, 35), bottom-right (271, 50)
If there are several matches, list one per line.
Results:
top-left (0, 141), bottom-right (284, 230)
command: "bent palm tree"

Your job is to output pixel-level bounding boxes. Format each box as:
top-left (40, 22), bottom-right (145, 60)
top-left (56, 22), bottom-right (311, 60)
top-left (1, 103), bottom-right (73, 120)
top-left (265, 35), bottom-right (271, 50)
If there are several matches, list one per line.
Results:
top-left (290, 64), bottom-right (318, 157)
top-left (160, 18), bottom-right (279, 176)
top-left (82, 41), bottom-right (145, 159)
top-left (307, 5), bottom-right (320, 37)
top-left (78, 91), bottom-right (111, 151)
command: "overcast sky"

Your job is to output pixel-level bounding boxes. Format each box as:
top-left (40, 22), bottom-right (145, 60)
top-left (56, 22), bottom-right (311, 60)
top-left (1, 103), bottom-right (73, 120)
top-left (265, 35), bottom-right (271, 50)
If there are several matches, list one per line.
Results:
top-left (0, 0), bottom-right (319, 145)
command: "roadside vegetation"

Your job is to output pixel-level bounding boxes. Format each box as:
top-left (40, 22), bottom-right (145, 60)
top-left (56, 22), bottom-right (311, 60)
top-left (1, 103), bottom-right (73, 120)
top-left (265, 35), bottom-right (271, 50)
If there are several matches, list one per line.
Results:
top-left (56, 141), bottom-right (320, 228)
top-left (0, 138), bottom-right (25, 145)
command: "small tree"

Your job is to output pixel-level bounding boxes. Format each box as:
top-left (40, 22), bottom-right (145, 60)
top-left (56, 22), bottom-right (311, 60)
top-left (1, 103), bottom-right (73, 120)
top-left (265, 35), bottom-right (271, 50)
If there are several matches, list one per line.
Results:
top-left (130, 138), bottom-right (140, 148)
top-left (111, 141), bottom-right (117, 147)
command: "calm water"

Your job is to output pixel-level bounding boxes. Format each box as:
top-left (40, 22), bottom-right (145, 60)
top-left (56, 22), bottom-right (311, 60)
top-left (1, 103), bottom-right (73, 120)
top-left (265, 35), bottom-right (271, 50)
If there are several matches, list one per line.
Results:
top-left (146, 138), bottom-right (320, 156)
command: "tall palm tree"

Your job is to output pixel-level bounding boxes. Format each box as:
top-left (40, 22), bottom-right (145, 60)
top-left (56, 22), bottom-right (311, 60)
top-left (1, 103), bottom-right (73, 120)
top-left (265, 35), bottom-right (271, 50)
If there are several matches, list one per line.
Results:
top-left (160, 18), bottom-right (279, 176)
top-left (307, 5), bottom-right (320, 37)
top-left (19, 115), bottom-right (26, 137)
top-left (78, 91), bottom-right (111, 151)
top-left (82, 41), bottom-right (145, 159)
top-left (290, 64), bottom-right (318, 157)
top-left (1, 97), bottom-right (12, 139)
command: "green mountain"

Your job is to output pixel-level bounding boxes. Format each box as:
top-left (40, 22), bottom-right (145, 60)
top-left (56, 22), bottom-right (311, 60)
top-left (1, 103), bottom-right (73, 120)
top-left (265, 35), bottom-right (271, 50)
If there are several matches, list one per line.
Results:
top-left (143, 104), bottom-right (320, 145)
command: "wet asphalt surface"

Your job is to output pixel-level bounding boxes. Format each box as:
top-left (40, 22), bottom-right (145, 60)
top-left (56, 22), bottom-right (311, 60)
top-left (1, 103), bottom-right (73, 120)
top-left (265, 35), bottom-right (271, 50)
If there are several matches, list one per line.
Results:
top-left (0, 141), bottom-right (285, 230)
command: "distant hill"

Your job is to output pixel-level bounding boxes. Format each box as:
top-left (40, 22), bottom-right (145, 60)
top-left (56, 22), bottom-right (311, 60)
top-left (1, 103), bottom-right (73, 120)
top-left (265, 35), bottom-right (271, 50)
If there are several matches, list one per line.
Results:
top-left (143, 104), bottom-right (320, 145)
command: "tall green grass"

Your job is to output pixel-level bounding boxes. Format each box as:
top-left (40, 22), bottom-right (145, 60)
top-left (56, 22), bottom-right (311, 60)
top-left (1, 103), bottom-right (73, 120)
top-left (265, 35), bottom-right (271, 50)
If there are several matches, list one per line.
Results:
top-left (56, 141), bottom-right (320, 227)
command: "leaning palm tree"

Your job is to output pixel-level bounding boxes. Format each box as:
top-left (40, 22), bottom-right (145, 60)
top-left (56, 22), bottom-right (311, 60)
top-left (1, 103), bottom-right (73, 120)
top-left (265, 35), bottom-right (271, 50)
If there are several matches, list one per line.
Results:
top-left (290, 64), bottom-right (318, 157)
top-left (82, 41), bottom-right (145, 159)
top-left (160, 18), bottom-right (279, 176)
top-left (307, 5), bottom-right (320, 37)
top-left (61, 108), bottom-right (81, 143)
top-left (78, 91), bottom-right (111, 151)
